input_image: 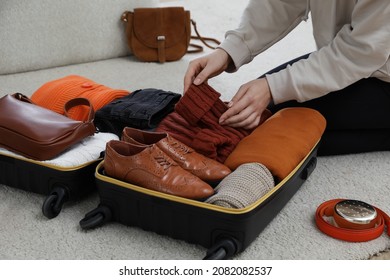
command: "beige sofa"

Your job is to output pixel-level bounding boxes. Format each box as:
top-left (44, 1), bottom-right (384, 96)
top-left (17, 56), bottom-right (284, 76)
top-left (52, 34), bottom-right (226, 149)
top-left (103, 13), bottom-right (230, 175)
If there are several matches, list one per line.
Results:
top-left (0, 0), bottom-right (190, 97)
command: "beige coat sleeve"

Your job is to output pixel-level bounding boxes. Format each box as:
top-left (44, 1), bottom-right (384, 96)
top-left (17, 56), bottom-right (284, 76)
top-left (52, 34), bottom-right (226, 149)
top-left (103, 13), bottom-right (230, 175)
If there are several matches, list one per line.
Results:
top-left (267, 0), bottom-right (390, 103)
top-left (220, 0), bottom-right (390, 104)
top-left (219, 0), bottom-right (308, 71)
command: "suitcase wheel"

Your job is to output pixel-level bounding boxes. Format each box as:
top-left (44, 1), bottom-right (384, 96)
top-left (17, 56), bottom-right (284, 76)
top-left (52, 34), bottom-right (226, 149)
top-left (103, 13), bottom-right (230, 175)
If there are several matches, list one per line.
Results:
top-left (42, 186), bottom-right (69, 219)
top-left (79, 205), bottom-right (112, 230)
top-left (203, 237), bottom-right (239, 260)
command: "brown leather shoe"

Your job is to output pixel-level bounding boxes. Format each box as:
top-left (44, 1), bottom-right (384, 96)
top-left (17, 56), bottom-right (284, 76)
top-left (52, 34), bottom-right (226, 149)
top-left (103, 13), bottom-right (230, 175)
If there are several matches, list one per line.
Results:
top-left (122, 127), bottom-right (231, 182)
top-left (103, 140), bottom-right (214, 199)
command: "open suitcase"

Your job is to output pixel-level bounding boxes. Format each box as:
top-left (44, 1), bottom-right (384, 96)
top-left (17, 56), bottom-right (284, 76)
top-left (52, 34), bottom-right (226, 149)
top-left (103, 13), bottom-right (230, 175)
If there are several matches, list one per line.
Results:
top-left (79, 140), bottom-right (319, 259)
top-left (0, 132), bottom-right (118, 219)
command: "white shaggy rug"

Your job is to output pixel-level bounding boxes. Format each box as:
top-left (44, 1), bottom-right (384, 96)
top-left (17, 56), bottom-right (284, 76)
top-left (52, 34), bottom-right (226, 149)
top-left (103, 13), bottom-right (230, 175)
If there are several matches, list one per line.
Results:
top-left (0, 0), bottom-right (388, 260)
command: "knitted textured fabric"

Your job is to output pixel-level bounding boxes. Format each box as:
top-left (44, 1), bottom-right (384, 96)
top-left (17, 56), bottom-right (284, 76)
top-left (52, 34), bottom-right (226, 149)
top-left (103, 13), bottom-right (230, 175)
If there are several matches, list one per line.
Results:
top-left (192, 129), bottom-right (233, 161)
top-left (31, 75), bottom-right (129, 121)
top-left (158, 83), bottom-right (257, 162)
top-left (205, 163), bottom-right (275, 209)
top-left (224, 108), bottom-right (326, 181)
top-left (175, 83), bottom-right (223, 125)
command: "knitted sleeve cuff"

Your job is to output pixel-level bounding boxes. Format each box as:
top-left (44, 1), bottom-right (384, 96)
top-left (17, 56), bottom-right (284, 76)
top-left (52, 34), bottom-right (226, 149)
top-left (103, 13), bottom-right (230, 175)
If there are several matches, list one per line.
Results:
top-left (191, 128), bottom-right (233, 163)
top-left (155, 112), bottom-right (200, 146)
top-left (175, 84), bottom-right (222, 125)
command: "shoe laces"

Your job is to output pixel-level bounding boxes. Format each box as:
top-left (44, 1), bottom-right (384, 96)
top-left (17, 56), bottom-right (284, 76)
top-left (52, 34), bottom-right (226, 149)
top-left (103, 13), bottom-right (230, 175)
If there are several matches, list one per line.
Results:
top-left (154, 151), bottom-right (174, 170)
top-left (170, 140), bottom-right (190, 155)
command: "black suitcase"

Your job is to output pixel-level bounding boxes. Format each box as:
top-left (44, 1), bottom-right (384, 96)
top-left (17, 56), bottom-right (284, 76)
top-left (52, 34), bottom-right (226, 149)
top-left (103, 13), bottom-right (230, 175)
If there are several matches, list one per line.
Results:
top-left (80, 141), bottom-right (319, 259)
top-left (0, 132), bottom-right (118, 219)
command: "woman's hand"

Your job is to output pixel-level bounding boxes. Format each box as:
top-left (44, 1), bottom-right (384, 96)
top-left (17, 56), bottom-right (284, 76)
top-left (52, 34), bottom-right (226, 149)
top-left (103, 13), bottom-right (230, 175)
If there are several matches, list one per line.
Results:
top-left (183, 48), bottom-right (232, 93)
top-left (219, 78), bottom-right (272, 130)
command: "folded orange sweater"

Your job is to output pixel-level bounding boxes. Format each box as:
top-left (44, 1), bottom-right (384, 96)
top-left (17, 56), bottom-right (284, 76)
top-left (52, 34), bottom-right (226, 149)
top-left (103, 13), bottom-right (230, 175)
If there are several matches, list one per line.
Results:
top-left (31, 75), bottom-right (129, 121)
top-left (224, 108), bottom-right (326, 181)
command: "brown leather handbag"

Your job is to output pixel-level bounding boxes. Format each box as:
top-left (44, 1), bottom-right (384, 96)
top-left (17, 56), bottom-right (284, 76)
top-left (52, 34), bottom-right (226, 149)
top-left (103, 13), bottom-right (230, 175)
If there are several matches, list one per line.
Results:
top-left (0, 93), bottom-right (96, 161)
top-left (121, 7), bottom-right (220, 63)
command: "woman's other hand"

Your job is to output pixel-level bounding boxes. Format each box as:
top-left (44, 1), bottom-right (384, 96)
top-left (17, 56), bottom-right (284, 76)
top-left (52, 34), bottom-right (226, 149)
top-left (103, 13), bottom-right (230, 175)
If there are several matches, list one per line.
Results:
top-left (219, 78), bottom-right (272, 130)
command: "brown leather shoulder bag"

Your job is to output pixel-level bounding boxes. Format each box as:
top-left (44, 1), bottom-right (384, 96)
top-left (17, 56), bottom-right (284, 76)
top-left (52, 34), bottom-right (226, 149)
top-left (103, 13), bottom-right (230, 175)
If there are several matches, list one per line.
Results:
top-left (0, 93), bottom-right (96, 161)
top-left (121, 7), bottom-right (220, 63)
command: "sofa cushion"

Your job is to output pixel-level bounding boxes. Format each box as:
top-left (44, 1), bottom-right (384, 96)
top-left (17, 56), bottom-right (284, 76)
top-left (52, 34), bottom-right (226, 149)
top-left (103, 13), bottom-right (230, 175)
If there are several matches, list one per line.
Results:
top-left (0, 0), bottom-right (156, 75)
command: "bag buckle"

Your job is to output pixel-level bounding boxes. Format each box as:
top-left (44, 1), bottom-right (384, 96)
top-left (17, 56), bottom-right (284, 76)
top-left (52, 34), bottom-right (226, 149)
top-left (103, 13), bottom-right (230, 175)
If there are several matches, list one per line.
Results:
top-left (157, 35), bottom-right (166, 63)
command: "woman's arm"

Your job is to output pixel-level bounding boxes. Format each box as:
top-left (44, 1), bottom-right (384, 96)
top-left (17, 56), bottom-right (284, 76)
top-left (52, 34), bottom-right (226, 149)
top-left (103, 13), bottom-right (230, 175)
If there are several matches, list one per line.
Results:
top-left (267, 0), bottom-right (390, 104)
top-left (219, 0), bottom-right (308, 71)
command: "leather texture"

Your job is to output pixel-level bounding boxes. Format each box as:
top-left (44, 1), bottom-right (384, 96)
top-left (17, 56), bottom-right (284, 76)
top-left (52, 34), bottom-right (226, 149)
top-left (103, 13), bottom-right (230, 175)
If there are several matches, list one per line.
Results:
top-left (0, 93), bottom-right (96, 161)
top-left (122, 127), bottom-right (231, 182)
top-left (315, 199), bottom-right (390, 242)
top-left (103, 140), bottom-right (214, 199)
top-left (122, 7), bottom-right (191, 62)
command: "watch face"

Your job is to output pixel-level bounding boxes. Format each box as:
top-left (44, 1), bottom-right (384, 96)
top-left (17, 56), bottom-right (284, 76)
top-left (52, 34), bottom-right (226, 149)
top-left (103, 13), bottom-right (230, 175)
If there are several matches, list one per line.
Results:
top-left (334, 200), bottom-right (377, 224)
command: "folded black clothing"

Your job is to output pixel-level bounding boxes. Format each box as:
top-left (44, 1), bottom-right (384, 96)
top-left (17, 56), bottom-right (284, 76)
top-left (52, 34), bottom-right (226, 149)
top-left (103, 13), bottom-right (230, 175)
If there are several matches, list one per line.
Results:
top-left (94, 88), bottom-right (181, 137)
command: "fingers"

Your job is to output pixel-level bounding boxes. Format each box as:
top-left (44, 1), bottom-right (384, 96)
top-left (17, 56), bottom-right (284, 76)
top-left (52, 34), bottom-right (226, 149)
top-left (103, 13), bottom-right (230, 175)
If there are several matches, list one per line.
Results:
top-left (192, 70), bottom-right (209, 86)
top-left (219, 78), bottom-right (272, 129)
top-left (244, 115), bottom-right (261, 130)
top-left (183, 60), bottom-right (204, 93)
top-left (183, 49), bottom-right (231, 94)
top-left (221, 106), bottom-right (262, 129)
top-left (183, 58), bottom-right (213, 94)
top-left (239, 113), bottom-right (261, 130)
top-left (221, 105), bottom-right (256, 126)
top-left (219, 84), bottom-right (250, 124)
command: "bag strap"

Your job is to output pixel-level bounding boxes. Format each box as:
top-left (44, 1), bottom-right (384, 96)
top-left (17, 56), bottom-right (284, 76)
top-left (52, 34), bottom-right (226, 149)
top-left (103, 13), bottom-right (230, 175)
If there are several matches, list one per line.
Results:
top-left (315, 199), bottom-right (390, 242)
top-left (64, 98), bottom-right (95, 122)
top-left (121, 11), bottom-right (130, 22)
top-left (12, 93), bottom-right (94, 123)
top-left (12, 93), bottom-right (34, 104)
top-left (188, 19), bottom-right (221, 54)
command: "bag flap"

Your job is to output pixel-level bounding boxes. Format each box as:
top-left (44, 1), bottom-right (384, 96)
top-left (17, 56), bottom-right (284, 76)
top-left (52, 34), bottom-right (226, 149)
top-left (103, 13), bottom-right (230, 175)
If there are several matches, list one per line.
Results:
top-left (133, 7), bottom-right (189, 48)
